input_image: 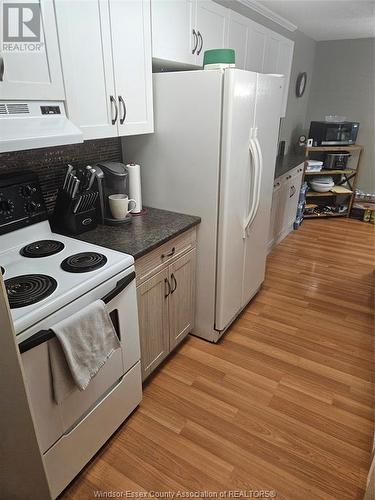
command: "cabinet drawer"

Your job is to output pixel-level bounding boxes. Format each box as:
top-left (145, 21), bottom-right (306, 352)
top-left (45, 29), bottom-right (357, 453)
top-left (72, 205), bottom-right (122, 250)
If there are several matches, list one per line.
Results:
top-left (135, 228), bottom-right (196, 285)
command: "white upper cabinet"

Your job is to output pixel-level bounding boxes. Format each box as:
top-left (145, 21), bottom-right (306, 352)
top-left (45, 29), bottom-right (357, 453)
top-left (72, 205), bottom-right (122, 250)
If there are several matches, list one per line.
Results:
top-left (227, 10), bottom-right (294, 117)
top-left (152, 0), bottom-right (196, 65)
top-left (110, 0), bottom-right (153, 136)
top-left (195, 1), bottom-right (228, 66)
top-left (55, 0), bottom-right (153, 140)
top-left (227, 12), bottom-right (267, 73)
top-left (0, 0), bottom-right (64, 100)
top-left (245, 20), bottom-right (267, 73)
top-left (263, 33), bottom-right (294, 116)
top-left (151, 0), bottom-right (228, 67)
top-left (151, 0), bottom-right (294, 115)
top-left (54, 0), bottom-right (116, 139)
top-left (227, 11), bottom-right (248, 70)
top-left (263, 34), bottom-right (280, 73)
top-left (276, 39), bottom-right (294, 116)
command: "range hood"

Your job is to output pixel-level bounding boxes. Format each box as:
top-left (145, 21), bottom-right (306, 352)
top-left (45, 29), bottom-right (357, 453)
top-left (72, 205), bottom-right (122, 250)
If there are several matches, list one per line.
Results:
top-left (0, 101), bottom-right (83, 153)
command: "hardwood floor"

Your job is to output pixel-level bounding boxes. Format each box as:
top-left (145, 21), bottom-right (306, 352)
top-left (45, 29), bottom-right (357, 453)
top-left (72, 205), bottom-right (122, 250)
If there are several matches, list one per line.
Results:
top-left (62, 219), bottom-right (374, 500)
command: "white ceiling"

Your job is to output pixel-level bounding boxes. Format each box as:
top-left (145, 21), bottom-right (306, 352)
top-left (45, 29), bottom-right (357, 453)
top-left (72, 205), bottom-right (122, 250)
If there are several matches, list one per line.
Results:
top-left (257, 0), bottom-right (375, 41)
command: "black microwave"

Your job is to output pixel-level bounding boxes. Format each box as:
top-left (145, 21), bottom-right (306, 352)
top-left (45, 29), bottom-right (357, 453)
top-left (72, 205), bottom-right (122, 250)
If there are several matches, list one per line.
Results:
top-left (308, 121), bottom-right (359, 146)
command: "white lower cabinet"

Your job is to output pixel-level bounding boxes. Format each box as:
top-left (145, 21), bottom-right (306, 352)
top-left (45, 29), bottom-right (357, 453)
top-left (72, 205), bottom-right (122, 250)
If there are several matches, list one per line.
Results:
top-left (135, 229), bottom-right (197, 380)
top-left (54, 0), bottom-right (153, 140)
top-left (268, 164), bottom-right (304, 250)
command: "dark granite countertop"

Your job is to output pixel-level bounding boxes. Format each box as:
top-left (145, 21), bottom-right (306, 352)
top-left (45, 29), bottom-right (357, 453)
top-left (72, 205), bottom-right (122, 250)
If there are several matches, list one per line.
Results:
top-left (73, 207), bottom-right (201, 260)
top-left (275, 152), bottom-right (305, 179)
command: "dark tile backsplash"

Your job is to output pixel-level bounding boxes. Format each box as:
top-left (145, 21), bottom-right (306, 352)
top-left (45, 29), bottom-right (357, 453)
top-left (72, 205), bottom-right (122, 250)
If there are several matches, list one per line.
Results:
top-left (0, 137), bottom-right (122, 212)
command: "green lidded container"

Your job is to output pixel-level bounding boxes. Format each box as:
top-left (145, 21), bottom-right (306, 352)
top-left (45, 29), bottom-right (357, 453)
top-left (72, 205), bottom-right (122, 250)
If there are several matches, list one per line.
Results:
top-left (203, 49), bottom-right (235, 69)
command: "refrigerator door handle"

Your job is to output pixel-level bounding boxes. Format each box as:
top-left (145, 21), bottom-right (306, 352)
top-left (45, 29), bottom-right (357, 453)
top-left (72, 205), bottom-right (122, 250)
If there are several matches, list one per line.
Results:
top-left (246, 135), bottom-right (263, 235)
top-left (243, 134), bottom-right (259, 238)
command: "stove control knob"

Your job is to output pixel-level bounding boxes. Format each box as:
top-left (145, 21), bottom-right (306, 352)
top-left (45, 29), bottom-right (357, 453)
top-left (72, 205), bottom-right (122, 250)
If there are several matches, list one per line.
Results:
top-left (0, 199), bottom-right (14, 215)
top-left (25, 201), bottom-right (39, 213)
top-left (20, 185), bottom-right (36, 198)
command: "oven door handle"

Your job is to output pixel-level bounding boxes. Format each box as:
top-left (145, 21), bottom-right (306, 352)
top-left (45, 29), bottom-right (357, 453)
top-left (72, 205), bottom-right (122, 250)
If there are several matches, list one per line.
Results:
top-left (102, 271), bottom-right (135, 304)
top-left (19, 330), bottom-right (55, 353)
top-left (19, 271), bottom-right (136, 354)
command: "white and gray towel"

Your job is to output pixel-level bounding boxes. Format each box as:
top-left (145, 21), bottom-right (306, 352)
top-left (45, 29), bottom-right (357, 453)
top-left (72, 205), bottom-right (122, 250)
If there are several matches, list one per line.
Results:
top-left (49, 299), bottom-right (120, 403)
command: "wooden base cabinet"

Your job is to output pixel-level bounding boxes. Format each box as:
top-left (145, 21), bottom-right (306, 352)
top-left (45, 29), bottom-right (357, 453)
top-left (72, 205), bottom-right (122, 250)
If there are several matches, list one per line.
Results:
top-left (169, 249), bottom-right (196, 350)
top-left (137, 268), bottom-right (170, 379)
top-left (268, 164), bottom-right (304, 250)
top-left (135, 229), bottom-right (197, 380)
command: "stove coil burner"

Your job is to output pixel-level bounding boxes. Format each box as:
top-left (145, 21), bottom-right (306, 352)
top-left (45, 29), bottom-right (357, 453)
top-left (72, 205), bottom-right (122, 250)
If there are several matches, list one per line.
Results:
top-left (5, 274), bottom-right (57, 309)
top-left (61, 252), bottom-right (107, 273)
top-left (20, 240), bottom-right (65, 258)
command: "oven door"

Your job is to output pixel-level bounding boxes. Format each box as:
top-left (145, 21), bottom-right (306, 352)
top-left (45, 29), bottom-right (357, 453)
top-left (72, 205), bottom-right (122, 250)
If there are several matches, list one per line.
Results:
top-left (20, 266), bottom-right (140, 454)
top-left (323, 123), bottom-right (356, 145)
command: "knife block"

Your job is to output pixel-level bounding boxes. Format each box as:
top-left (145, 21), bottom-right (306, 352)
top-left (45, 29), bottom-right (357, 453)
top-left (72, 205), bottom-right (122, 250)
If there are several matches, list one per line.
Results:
top-left (52, 190), bottom-right (97, 235)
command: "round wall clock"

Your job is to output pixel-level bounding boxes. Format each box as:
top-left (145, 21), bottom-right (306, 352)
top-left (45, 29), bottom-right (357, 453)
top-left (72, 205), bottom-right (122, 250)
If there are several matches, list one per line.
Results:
top-left (296, 72), bottom-right (307, 97)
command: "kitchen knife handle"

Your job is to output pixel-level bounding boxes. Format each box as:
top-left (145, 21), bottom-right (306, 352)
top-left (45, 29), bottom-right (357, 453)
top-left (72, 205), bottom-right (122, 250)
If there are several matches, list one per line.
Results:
top-left (0, 56), bottom-right (4, 81)
top-left (110, 95), bottom-right (118, 125)
top-left (119, 96), bottom-right (126, 124)
top-left (192, 29), bottom-right (198, 54)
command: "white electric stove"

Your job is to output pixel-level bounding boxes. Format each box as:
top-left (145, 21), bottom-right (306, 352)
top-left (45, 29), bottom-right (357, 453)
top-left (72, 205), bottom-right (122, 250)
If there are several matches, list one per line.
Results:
top-left (0, 170), bottom-right (142, 498)
top-left (0, 220), bottom-right (134, 339)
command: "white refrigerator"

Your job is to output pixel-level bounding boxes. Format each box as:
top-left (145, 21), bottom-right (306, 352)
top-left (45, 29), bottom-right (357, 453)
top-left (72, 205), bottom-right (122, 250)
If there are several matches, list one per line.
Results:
top-left (124, 69), bottom-right (284, 342)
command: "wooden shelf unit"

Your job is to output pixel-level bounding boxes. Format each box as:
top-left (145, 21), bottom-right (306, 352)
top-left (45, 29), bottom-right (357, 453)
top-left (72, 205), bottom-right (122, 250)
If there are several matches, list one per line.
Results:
top-left (303, 145), bottom-right (363, 219)
top-left (305, 145), bottom-right (363, 152)
top-left (305, 169), bottom-right (355, 176)
top-left (304, 212), bottom-right (348, 219)
top-left (306, 189), bottom-right (353, 198)
top-left (307, 191), bottom-right (337, 198)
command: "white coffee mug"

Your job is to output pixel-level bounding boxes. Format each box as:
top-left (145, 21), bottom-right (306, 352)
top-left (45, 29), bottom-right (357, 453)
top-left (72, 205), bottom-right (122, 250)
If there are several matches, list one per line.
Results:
top-left (108, 194), bottom-right (136, 219)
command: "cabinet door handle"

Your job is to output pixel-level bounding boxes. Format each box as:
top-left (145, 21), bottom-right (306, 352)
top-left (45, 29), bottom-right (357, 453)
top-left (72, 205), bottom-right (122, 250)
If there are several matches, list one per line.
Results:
top-left (164, 278), bottom-right (171, 298)
top-left (192, 29), bottom-right (198, 54)
top-left (197, 31), bottom-right (203, 56)
top-left (171, 273), bottom-right (177, 293)
top-left (119, 96), bottom-right (126, 124)
top-left (110, 95), bottom-right (118, 125)
top-left (161, 247), bottom-right (175, 259)
top-left (290, 185), bottom-right (296, 198)
top-left (0, 56), bottom-right (4, 81)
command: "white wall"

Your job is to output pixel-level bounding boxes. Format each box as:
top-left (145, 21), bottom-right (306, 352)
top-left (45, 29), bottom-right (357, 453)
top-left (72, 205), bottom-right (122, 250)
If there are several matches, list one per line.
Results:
top-left (307, 38), bottom-right (375, 192)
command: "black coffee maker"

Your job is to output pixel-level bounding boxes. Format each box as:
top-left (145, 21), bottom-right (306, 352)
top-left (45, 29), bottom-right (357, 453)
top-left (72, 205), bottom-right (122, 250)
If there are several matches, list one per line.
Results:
top-left (92, 161), bottom-right (131, 225)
